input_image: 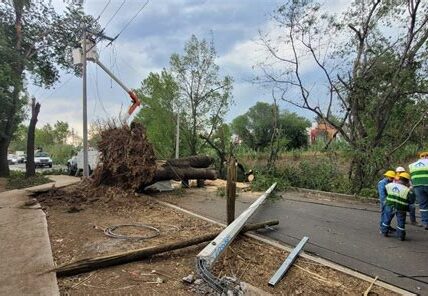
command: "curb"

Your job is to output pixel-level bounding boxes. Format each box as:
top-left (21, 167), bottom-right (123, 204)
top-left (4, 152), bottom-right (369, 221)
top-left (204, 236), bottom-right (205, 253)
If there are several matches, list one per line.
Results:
top-left (288, 186), bottom-right (379, 203)
top-left (156, 200), bottom-right (415, 296)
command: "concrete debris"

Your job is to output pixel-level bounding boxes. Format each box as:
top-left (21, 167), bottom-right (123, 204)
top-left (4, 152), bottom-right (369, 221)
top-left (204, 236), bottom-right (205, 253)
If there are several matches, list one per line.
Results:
top-left (194, 279), bottom-right (203, 285)
top-left (182, 273), bottom-right (194, 284)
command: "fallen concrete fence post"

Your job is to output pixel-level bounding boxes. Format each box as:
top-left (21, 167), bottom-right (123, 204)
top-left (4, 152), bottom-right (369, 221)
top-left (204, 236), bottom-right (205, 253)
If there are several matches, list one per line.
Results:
top-left (268, 236), bottom-right (309, 287)
top-left (196, 183), bottom-right (277, 293)
top-left (50, 220), bottom-right (278, 278)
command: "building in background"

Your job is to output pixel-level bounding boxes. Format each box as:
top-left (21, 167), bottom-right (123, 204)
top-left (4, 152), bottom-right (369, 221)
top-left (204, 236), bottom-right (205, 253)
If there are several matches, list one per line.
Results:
top-left (307, 121), bottom-right (340, 145)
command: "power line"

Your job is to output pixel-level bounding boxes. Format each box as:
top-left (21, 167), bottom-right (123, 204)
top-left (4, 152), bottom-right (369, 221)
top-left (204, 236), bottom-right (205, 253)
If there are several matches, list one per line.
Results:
top-left (39, 75), bottom-right (74, 104)
top-left (94, 0), bottom-right (111, 21)
top-left (112, 0), bottom-right (149, 41)
top-left (103, 0), bottom-right (126, 32)
top-left (94, 65), bottom-right (111, 117)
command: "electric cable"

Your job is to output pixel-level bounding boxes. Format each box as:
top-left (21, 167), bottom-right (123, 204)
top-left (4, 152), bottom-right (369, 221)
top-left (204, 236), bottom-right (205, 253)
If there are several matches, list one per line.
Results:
top-left (39, 75), bottom-right (74, 104)
top-left (103, 0), bottom-right (126, 32)
top-left (112, 0), bottom-right (149, 41)
top-left (104, 223), bottom-right (160, 240)
top-left (94, 0), bottom-right (111, 22)
top-left (94, 63), bottom-right (111, 117)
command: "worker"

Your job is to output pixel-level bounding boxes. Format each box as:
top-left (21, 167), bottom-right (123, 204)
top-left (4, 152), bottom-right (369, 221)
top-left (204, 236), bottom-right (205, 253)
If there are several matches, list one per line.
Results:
top-left (377, 170), bottom-right (396, 230)
top-left (409, 152), bottom-right (428, 230)
top-left (381, 172), bottom-right (414, 241)
top-left (396, 166), bottom-right (421, 227)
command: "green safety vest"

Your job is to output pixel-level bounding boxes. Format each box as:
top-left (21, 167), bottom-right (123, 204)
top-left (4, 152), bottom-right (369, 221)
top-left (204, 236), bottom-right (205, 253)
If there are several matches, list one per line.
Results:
top-left (409, 159), bottom-right (428, 186)
top-left (385, 182), bottom-right (410, 211)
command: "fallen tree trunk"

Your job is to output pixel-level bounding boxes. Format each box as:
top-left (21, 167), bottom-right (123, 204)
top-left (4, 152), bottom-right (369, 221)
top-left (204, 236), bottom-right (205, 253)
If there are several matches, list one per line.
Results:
top-left (52, 220), bottom-right (279, 277)
top-left (165, 155), bottom-right (214, 168)
top-left (93, 122), bottom-right (217, 189)
top-left (153, 167), bottom-right (217, 182)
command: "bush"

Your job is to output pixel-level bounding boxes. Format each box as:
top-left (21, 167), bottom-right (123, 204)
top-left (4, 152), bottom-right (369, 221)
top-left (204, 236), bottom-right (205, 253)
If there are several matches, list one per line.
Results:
top-left (359, 187), bottom-right (378, 199)
top-left (251, 157), bottom-right (352, 194)
top-left (250, 170), bottom-right (290, 192)
top-left (6, 171), bottom-right (52, 189)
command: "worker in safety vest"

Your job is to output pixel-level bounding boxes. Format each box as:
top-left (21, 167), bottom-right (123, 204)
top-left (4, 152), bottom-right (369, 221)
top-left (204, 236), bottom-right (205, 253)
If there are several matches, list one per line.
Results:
top-left (377, 170), bottom-right (396, 230)
top-left (396, 166), bottom-right (421, 227)
top-left (381, 172), bottom-right (414, 240)
top-left (409, 152), bottom-right (428, 230)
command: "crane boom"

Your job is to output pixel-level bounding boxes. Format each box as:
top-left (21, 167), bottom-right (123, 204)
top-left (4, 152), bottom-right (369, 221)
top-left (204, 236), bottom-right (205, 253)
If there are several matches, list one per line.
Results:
top-left (90, 57), bottom-right (141, 118)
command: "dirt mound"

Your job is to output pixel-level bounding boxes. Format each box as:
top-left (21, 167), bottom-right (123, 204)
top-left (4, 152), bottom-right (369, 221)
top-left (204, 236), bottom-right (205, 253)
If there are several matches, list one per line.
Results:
top-left (92, 122), bottom-right (157, 190)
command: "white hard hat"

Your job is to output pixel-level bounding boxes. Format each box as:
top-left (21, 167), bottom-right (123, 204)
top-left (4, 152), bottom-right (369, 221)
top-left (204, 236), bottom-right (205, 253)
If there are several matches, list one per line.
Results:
top-left (396, 166), bottom-right (406, 173)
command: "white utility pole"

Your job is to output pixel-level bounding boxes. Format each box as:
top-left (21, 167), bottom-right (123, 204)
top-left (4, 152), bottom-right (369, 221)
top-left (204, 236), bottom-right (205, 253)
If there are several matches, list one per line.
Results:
top-left (82, 28), bottom-right (89, 177)
top-left (175, 111), bottom-right (180, 159)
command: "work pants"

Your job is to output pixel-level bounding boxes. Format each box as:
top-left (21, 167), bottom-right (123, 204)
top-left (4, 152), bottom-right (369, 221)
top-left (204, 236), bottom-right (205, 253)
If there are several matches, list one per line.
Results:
top-left (379, 196), bottom-right (386, 228)
top-left (408, 203), bottom-right (416, 223)
top-left (413, 186), bottom-right (428, 226)
top-left (381, 205), bottom-right (406, 239)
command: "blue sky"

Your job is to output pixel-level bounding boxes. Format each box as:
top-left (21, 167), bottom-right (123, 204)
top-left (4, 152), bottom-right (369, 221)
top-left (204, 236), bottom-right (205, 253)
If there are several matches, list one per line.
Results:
top-left (28, 0), bottom-right (348, 136)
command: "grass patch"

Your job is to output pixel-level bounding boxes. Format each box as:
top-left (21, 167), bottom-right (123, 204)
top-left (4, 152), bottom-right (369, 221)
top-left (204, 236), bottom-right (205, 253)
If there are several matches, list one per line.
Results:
top-left (6, 171), bottom-right (52, 190)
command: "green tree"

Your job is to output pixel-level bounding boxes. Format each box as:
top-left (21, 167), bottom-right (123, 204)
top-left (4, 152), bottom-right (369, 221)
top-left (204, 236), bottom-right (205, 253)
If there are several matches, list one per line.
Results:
top-left (232, 102), bottom-right (275, 151)
top-left (35, 124), bottom-right (54, 149)
top-left (134, 70), bottom-right (183, 159)
top-left (261, 0), bottom-right (428, 192)
top-left (281, 111), bottom-right (310, 150)
top-left (0, 1), bottom-right (100, 176)
top-left (9, 124), bottom-right (27, 152)
top-left (231, 102), bottom-right (310, 152)
top-left (170, 35), bottom-right (233, 155)
top-left (53, 121), bottom-right (69, 144)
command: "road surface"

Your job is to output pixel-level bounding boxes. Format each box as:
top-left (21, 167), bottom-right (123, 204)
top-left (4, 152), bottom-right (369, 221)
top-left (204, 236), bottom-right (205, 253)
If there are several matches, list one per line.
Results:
top-left (159, 188), bottom-right (428, 294)
top-left (9, 163), bottom-right (66, 172)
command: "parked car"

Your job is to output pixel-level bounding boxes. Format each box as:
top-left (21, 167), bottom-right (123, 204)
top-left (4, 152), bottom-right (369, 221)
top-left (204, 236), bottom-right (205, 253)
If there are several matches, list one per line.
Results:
top-left (34, 151), bottom-right (53, 168)
top-left (17, 155), bottom-right (26, 163)
top-left (66, 156), bottom-right (78, 176)
top-left (15, 151), bottom-right (26, 163)
top-left (74, 148), bottom-right (99, 176)
top-left (7, 154), bottom-right (18, 165)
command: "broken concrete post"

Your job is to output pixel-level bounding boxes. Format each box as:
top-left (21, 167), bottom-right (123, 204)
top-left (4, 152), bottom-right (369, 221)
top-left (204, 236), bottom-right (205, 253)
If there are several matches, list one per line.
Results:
top-left (196, 183), bottom-right (277, 293)
top-left (51, 220), bottom-right (278, 277)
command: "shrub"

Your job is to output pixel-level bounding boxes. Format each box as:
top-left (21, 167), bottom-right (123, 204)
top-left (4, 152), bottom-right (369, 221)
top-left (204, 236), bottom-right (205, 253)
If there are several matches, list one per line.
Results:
top-left (250, 170), bottom-right (290, 192)
top-left (6, 171), bottom-right (52, 189)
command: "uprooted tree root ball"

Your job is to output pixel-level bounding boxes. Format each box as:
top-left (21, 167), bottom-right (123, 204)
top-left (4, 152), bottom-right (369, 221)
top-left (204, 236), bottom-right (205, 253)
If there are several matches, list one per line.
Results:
top-left (92, 122), bottom-right (157, 190)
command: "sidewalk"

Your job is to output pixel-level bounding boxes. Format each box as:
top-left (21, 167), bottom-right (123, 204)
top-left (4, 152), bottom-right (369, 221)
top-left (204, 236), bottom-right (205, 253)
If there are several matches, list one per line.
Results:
top-left (0, 175), bottom-right (79, 295)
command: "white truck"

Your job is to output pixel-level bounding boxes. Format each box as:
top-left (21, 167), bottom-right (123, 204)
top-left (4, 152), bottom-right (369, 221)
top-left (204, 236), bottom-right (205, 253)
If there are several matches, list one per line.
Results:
top-left (67, 148), bottom-right (100, 176)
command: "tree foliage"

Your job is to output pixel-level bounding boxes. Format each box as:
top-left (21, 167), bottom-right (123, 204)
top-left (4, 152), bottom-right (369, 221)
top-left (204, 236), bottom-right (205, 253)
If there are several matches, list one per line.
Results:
top-left (261, 0), bottom-right (428, 191)
top-left (9, 120), bottom-right (74, 164)
top-left (231, 102), bottom-right (310, 151)
top-left (0, 1), bottom-right (100, 176)
top-left (134, 70), bottom-right (185, 159)
top-left (170, 35), bottom-right (233, 155)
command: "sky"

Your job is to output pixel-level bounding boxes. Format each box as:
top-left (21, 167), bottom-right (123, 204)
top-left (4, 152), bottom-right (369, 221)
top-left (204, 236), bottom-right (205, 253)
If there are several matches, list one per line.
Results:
top-left (27, 0), bottom-right (349, 137)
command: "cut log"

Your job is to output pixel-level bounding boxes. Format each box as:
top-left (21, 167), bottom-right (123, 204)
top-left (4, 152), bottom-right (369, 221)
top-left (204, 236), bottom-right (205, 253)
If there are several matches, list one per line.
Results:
top-left (165, 156), bottom-right (214, 168)
top-left (153, 167), bottom-right (217, 182)
top-left (52, 220), bottom-right (279, 277)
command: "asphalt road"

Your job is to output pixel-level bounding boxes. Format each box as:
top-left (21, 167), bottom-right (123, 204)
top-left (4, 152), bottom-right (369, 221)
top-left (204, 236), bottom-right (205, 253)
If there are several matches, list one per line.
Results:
top-left (9, 163), bottom-right (66, 172)
top-left (163, 190), bottom-right (428, 294)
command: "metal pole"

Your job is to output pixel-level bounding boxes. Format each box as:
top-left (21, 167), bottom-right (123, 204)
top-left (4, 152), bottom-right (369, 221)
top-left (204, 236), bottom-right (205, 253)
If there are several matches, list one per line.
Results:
top-left (175, 111), bottom-right (180, 159)
top-left (92, 58), bottom-right (130, 93)
top-left (268, 236), bottom-right (309, 286)
top-left (197, 182), bottom-right (277, 267)
top-left (82, 29), bottom-right (89, 177)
